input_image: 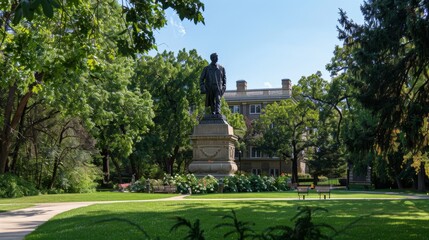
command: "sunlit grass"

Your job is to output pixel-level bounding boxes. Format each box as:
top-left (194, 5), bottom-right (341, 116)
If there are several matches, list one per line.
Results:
top-left (0, 204), bottom-right (34, 212)
top-left (0, 192), bottom-right (178, 204)
top-left (26, 199), bottom-right (429, 240)
top-left (185, 190), bottom-right (419, 199)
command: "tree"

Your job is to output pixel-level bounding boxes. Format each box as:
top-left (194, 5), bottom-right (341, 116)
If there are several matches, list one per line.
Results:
top-left (8, 0), bottom-right (205, 54)
top-left (256, 96), bottom-right (318, 184)
top-left (132, 50), bottom-right (206, 175)
top-left (1, 0), bottom-right (203, 176)
top-left (338, 0), bottom-right (429, 190)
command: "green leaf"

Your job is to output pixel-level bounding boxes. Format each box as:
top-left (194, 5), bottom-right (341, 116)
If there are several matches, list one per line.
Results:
top-left (12, 7), bottom-right (23, 25)
top-left (49, 0), bottom-right (61, 8)
top-left (41, 0), bottom-right (54, 18)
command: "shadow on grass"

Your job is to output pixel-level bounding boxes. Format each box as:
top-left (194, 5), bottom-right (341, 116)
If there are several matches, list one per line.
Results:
top-left (26, 200), bottom-right (429, 240)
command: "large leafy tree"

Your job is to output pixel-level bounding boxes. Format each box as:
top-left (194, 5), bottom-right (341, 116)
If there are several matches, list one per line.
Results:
top-left (296, 73), bottom-right (345, 184)
top-left (131, 50), bottom-right (206, 175)
top-left (256, 95), bottom-right (318, 184)
top-left (8, 0), bottom-right (205, 54)
top-left (337, 0), bottom-right (429, 190)
top-left (0, 0), bottom-right (205, 175)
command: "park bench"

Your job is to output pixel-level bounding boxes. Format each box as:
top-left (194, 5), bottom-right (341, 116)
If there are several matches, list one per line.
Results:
top-left (297, 186), bottom-right (309, 199)
top-left (315, 186), bottom-right (331, 199)
top-left (152, 185), bottom-right (177, 193)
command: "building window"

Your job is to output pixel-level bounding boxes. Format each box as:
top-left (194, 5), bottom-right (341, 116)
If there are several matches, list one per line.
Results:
top-left (250, 147), bottom-right (262, 158)
top-left (252, 168), bottom-right (261, 175)
top-left (250, 104), bottom-right (261, 114)
top-left (270, 168), bottom-right (279, 177)
top-left (229, 105), bottom-right (240, 113)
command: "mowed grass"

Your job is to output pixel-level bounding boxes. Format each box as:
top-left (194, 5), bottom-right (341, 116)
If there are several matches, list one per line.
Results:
top-left (185, 190), bottom-right (424, 199)
top-left (0, 204), bottom-right (34, 212)
top-left (0, 192), bottom-right (178, 204)
top-left (27, 199), bottom-right (429, 240)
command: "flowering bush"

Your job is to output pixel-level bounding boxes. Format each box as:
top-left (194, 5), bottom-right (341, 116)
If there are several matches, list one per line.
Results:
top-left (142, 173), bottom-right (290, 194)
top-left (130, 180), bottom-right (147, 192)
top-left (249, 175), bottom-right (268, 192)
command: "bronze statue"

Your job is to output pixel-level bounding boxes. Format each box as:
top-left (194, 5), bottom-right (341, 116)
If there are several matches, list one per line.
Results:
top-left (200, 53), bottom-right (226, 115)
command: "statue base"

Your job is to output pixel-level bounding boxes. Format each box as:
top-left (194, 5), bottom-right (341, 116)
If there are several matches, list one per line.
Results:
top-left (188, 114), bottom-right (238, 178)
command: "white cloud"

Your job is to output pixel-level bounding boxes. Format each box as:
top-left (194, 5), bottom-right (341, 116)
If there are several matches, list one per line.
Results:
top-left (169, 17), bottom-right (186, 36)
top-left (264, 82), bottom-right (273, 88)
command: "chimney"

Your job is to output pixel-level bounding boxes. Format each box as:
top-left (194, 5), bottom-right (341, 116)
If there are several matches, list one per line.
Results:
top-left (236, 80), bottom-right (247, 91)
top-left (282, 79), bottom-right (291, 90)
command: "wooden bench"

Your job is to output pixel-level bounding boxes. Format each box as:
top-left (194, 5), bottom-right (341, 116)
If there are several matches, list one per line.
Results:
top-left (153, 185), bottom-right (177, 193)
top-left (315, 186), bottom-right (331, 199)
top-left (297, 186), bottom-right (309, 199)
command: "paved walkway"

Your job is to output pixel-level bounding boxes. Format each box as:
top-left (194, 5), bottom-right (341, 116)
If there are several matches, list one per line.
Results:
top-left (0, 193), bottom-right (427, 240)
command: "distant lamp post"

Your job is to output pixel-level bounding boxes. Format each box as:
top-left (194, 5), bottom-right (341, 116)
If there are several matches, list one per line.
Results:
top-left (238, 150), bottom-right (242, 173)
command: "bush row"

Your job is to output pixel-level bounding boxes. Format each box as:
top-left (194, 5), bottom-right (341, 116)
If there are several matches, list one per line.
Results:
top-left (130, 173), bottom-right (291, 194)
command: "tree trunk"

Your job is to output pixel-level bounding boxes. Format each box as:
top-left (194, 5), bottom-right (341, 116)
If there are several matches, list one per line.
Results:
top-left (313, 174), bottom-right (319, 186)
top-left (10, 107), bottom-right (28, 173)
top-left (417, 162), bottom-right (426, 192)
top-left (101, 148), bottom-right (110, 184)
top-left (49, 156), bottom-right (61, 189)
top-left (0, 80), bottom-right (37, 173)
top-left (112, 158), bottom-right (122, 183)
top-left (129, 157), bottom-right (140, 180)
top-left (395, 176), bottom-right (404, 189)
top-left (291, 142), bottom-right (299, 184)
top-left (0, 84), bottom-right (17, 173)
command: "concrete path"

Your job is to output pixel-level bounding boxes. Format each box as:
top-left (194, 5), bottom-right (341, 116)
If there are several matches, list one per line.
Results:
top-left (0, 195), bottom-right (190, 240)
top-left (0, 202), bottom-right (92, 240)
top-left (0, 193), bottom-right (427, 240)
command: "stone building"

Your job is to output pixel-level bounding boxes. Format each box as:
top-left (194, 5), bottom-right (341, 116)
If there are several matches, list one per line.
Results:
top-left (224, 79), bottom-right (307, 176)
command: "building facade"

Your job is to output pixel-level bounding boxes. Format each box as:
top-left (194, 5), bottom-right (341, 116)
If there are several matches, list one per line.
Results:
top-left (224, 79), bottom-right (307, 176)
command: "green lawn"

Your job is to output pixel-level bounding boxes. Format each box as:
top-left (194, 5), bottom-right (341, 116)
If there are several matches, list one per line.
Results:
top-left (0, 204), bottom-right (34, 212)
top-left (0, 192), bottom-right (178, 204)
top-left (185, 190), bottom-right (423, 199)
top-left (26, 199), bottom-right (429, 240)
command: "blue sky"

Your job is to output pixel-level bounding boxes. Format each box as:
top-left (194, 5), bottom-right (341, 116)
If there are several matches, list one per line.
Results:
top-left (150, 1), bottom-right (365, 90)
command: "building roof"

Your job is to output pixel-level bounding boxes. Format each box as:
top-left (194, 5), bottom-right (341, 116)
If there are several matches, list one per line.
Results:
top-left (224, 88), bottom-right (291, 103)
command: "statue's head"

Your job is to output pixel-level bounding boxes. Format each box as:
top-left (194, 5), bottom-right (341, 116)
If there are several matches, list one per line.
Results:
top-left (210, 53), bottom-right (218, 63)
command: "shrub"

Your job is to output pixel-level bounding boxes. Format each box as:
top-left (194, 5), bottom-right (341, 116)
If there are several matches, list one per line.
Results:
top-left (130, 180), bottom-right (147, 192)
top-left (0, 173), bottom-right (39, 198)
top-left (275, 175), bottom-right (291, 191)
top-left (249, 175), bottom-right (267, 192)
top-left (163, 174), bottom-right (219, 194)
top-left (60, 163), bottom-right (101, 193)
top-left (223, 176), bottom-right (238, 193)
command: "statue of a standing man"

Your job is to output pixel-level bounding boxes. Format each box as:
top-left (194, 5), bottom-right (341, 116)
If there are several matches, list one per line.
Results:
top-left (200, 53), bottom-right (226, 115)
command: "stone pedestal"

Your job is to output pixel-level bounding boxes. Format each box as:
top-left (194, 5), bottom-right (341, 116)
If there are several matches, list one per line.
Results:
top-left (188, 115), bottom-right (238, 178)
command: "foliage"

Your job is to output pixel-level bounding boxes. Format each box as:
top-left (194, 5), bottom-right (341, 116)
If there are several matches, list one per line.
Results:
top-left (223, 174), bottom-right (290, 193)
top-left (132, 50), bottom-right (206, 175)
top-left (9, 0), bottom-right (205, 55)
top-left (255, 97), bottom-right (318, 183)
top-left (170, 217), bottom-right (205, 240)
top-left (0, 173), bottom-right (39, 198)
top-left (162, 174), bottom-right (218, 194)
top-left (60, 163), bottom-right (101, 193)
top-left (215, 210), bottom-right (255, 240)
top-left (130, 180), bottom-right (147, 193)
top-left (0, 0), bottom-right (206, 190)
top-left (262, 207), bottom-right (336, 240)
top-left (336, 0), bottom-right (429, 189)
